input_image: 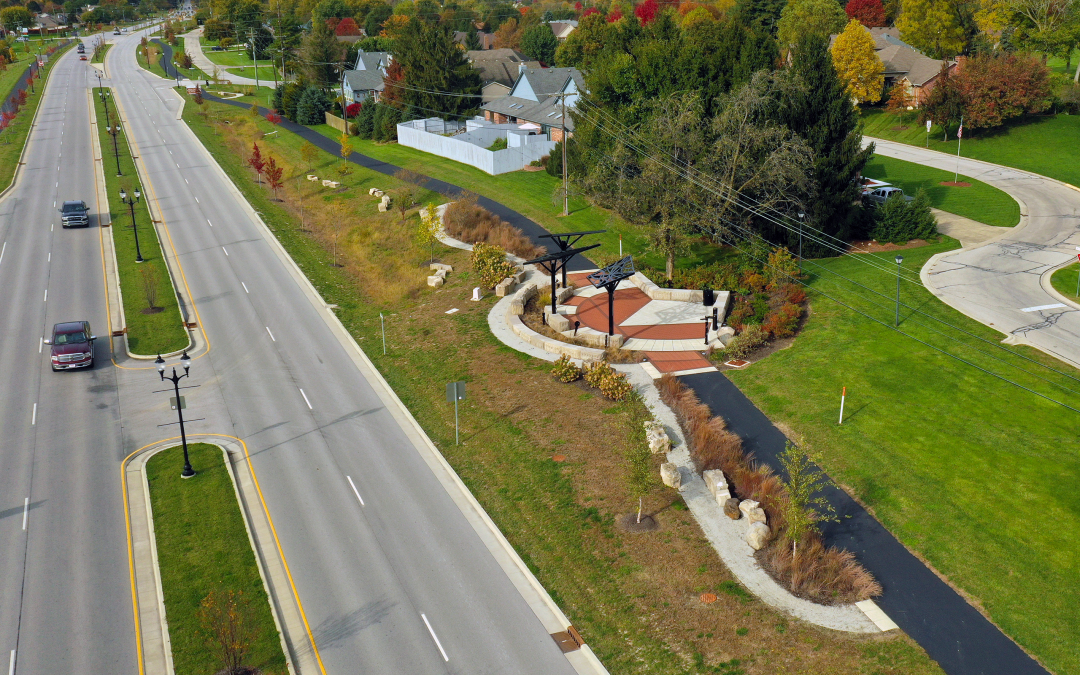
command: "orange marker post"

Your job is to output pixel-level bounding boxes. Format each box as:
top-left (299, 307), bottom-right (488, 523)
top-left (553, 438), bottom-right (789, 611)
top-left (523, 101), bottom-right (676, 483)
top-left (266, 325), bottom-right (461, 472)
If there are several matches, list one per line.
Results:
top-left (839, 386), bottom-right (847, 425)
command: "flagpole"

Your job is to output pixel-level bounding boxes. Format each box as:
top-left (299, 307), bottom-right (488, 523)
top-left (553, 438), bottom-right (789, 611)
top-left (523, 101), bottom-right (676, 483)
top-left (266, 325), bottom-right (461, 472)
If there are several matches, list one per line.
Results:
top-left (955, 116), bottom-right (963, 183)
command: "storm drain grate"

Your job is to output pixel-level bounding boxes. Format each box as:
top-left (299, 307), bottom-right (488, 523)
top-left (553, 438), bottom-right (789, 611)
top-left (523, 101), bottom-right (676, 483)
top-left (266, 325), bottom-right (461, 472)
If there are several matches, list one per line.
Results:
top-left (550, 626), bottom-right (584, 653)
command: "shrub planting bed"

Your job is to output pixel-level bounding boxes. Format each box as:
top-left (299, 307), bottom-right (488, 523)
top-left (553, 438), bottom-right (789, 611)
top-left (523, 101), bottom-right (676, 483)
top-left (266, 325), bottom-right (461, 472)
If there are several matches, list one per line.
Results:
top-left (444, 195), bottom-right (544, 259)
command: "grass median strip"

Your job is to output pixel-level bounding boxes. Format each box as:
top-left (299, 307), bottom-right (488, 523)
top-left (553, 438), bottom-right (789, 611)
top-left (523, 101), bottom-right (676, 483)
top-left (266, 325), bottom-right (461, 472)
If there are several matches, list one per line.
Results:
top-left (92, 86), bottom-right (188, 354)
top-left (183, 93), bottom-right (945, 674)
top-left (1050, 262), bottom-right (1080, 300)
top-left (0, 42), bottom-right (75, 191)
top-left (146, 443), bottom-right (287, 675)
top-left (862, 155), bottom-right (1020, 228)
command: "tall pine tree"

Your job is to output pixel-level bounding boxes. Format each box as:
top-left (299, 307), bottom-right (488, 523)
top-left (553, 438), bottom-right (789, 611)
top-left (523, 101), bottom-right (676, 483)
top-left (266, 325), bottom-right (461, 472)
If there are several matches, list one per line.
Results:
top-left (783, 33), bottom-right (873, 249)
top-left (393, 20), bottom-right (482, 119)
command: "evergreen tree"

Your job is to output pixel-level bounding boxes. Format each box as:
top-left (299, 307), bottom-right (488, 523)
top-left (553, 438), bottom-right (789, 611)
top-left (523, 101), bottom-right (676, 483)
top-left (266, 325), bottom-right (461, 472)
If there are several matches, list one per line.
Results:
top-left (301, 18), bottom-right (343, 89)
top-left (782, 33), bottom-right (873, 248)
top-left (465, 22), bottom-right (482, 50)
top-left (356, 102), bottom-right (376, 139)
top-left (521, 23), bottom-right (559, 64)
top-left (296, 86), bottom-right (332, 125)
top-left (393, 20), bottom-right (482, 119)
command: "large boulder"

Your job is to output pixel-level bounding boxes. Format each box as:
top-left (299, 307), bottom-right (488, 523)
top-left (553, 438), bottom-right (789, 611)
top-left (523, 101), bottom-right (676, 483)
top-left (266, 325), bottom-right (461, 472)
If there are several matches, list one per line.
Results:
top-left (703, 470), bottom-right (727, 497)
top-left (740, 499), bottom-right (767, 526)
top-left (660, 462), bottom-right (682, 489)
top-left (645, 421), bottom-right (671, 454)
top-left (746, 521), bottom-right (771, 550)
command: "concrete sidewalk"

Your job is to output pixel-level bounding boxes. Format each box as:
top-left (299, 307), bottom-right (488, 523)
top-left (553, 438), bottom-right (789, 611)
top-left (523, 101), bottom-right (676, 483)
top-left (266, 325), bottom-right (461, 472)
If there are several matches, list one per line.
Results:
top-left (181, 27), bottom-right (261, 86)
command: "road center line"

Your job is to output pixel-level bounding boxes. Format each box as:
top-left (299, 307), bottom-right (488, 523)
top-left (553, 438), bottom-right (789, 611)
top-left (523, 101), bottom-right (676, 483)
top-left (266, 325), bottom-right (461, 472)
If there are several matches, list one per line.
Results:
top-left (0, 241), bottom-right (6, 266)
top-left (207, 219), bottom-right (212, 227)
top-left (39, 337), bottom-right (43, 353)
top-left (43, 289), bottom-right (47, 302)
top-left (420, 614), bottom-right (449, 662)
top-left (48, 252), bottom-right (50, 262)
top-left (222, 246), bottom-right (228, 256)
top-left (1021, 303), bottom-right (1066, 312)
top-left (8, 649), bottom-right (15, 675)
top-left (241, 282), bottom-right (249, 294)
top-left (299, 388), bottom-right (312, 410)
top-left (266, 326), bottom-right (275, 342)
top-left (194, 195), bottom-right (199, 202)
top-left (31, 403), bottom-right (36, 425)
top-left (22, 498), bottom-right (29, 530)
top-left (346, 475), bottom-right (365, 506)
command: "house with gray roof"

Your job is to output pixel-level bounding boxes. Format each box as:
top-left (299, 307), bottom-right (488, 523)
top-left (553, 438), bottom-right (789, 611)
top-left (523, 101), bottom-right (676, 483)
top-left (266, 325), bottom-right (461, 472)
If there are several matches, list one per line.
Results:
top-left (467, 49), bottom-right (540, 104)
top-left (480, 66), bottom-right (584, 141)
top-left (341, 50), bottom-right (391, 104)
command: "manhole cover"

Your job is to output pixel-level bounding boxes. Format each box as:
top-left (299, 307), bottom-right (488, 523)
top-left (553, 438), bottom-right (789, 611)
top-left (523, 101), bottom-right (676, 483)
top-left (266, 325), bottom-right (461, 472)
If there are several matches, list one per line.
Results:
top-left (724, 359), bottom-right (750, 368)
top-left (700, 592), bottom-right (718, 604)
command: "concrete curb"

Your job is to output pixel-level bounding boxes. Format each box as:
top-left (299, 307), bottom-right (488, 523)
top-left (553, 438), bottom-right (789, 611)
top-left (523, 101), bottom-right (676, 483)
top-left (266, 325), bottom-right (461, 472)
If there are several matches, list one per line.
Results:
top-left (123, 438), bottom-right (310, 675)
top-left (175, 105), bottom-right (609, 675)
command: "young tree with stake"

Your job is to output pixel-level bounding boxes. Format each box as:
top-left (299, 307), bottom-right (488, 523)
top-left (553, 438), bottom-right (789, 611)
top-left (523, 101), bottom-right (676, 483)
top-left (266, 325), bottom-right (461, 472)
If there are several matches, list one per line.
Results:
top-left (777, 440), bottom-right (838, 588)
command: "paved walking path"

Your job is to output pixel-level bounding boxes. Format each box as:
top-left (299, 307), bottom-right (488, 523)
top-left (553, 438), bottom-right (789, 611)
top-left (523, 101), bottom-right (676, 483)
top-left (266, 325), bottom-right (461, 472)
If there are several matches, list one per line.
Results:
top-left (868, 138), bottom-right (1080, 369)
top-left (181, 27), bottom-right (262, 86)
top-left (177, 82), bottom-right (1052, 675)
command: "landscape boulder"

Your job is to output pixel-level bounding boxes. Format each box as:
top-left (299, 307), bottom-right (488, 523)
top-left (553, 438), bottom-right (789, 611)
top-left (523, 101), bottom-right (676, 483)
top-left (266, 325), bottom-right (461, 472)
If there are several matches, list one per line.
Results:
top-left (427, 275), bottom-right (444, 288)
top-left (746, 521), bottom-right (771, 550)
top-left (430, 263), bottom-right (453, 273)
top-left (739, 499), bottom-right (767, 526)
top-left (723, 497), bottom-right (741, 519)
top-left (644, 420), bottom-right (671, 454)
top-left (703, 470), bottom-right (727, 496)
top-left (660, 462), bottom-right (682, 489)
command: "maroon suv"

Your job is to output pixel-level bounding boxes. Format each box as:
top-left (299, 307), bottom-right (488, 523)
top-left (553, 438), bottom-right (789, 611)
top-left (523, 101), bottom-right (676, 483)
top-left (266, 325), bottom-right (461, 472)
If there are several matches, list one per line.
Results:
top-left (45, 321), bottom-right (96, 371)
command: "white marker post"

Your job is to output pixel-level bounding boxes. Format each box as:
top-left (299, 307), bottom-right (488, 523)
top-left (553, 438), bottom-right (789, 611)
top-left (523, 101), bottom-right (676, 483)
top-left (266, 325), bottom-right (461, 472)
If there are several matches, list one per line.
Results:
top-left (619, 233), bottom-right (623, 257)
top-left (838, 386), bottom-right (847, 425)
top-left (380, 313), bottom-right (386, 354)
top-left (925, 118), bottom-right (931, 148)
top-left (955, 117), bottom-right (964, 183)
top-left (1076, 253), bottom-right (1080, 298)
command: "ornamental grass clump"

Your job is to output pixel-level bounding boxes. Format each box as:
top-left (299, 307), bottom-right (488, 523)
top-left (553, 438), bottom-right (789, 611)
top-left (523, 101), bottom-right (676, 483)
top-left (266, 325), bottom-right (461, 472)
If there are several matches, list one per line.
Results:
top-left (471, 242), bottom-right (516, 289)
top-left (550, 355), bottom-right (582, 382)
top-left (657, 374), bottom-right (881, 604)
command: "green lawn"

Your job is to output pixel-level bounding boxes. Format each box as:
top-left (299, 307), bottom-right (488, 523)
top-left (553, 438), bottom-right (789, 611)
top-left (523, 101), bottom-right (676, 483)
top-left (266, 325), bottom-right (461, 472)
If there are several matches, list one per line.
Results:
top-left (136, 40), bottom-right (169, 79)
top-left (0, 42), bottom-right (74, 191)
top-left (1050, 262), bottom-right (1080, 300)
top-left (1046, 49), bottom-right (1079, 76)
top-left (861, 108), bottom-right (1080, 188)
top-left (728, 241), bottom-right (1080, 675)
top-left (93, 87), bottom-right (189, 354)
top-left (862, 155), bottom-right (1020, 227)
top-left (197, 37), bottom-right (280, 83)
top-left (146, 444), bottom-right (288, 675)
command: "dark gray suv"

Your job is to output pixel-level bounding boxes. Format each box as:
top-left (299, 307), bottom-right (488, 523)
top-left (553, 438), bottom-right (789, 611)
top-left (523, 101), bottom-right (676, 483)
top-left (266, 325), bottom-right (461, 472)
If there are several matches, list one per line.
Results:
top-left (60, 200), bottom-right (89, 227)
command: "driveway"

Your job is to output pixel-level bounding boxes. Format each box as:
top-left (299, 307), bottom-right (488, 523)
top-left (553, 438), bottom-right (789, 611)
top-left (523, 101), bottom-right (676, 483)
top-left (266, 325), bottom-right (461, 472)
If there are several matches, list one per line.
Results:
top-left (867, 138), bottom-right (1080, 369)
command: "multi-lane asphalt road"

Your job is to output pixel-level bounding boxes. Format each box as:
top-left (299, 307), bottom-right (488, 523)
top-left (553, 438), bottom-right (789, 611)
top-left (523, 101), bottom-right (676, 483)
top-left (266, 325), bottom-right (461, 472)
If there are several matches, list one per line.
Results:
top-left (1, 26), bottom-right (585, 675)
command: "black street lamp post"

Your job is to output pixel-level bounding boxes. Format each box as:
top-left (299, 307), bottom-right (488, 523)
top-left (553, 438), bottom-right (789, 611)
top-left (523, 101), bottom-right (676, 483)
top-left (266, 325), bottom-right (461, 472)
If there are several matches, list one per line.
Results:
top-left (108, 122), bottom-right (122, 176)
top-left (156, 351), bottom-right (195, 478)
top-left (120, 186), bottom-right (143, 262)
top-left (895, 254), bottom-right (904, 327)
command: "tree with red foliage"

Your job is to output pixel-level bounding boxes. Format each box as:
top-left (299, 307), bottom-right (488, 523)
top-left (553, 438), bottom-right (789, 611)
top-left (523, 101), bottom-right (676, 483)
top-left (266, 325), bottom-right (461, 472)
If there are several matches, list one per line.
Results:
top-left (17, 88), bottom-right (27, 106)
top-left (634, 0), bottom-right (659, 25)
top-left (335, 17), bottom-right (361, 36)
top-left (607, 8), bottom-right (623, 21)
top-left (265, 156), bottom-right (284, 199)
top-left (266, 109), bottom-right (282, 125)
top-left (845, 0), bottom-right (886, 27)
top-left (9, 96), bottom-right (18, 113)
top-left (583, 6), bottom-right (600, 17)
top-left (325, 17), bottom-right (340, 32)
top-left (953, 53), bottom-right (1051, 130)
top-left (345, 102), bottom-right (362, 117)
top-left (248, 143), bottom-right (265, 185)
top-left (380, 58), bottom-right (406, 108)
top-left (575, 1), bottom-right (582, 10)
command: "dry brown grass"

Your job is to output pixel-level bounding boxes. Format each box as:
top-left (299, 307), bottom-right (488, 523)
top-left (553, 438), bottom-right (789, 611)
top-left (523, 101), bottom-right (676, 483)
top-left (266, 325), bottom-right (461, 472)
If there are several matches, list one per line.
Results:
top-left (212, 116), bottom-right (430, 306)
top-left (658, 374), bottom-right (881, 604)
top-left (443, 193), bottom-right (545, 259)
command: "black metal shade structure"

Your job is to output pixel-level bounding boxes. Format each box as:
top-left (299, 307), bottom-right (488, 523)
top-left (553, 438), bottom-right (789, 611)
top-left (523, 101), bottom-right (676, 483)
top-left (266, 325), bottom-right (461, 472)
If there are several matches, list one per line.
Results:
top-left (524, 243), bottom-right (600, 314)
top-left (538, 229), bottom-right (606, 286)
top-left (587, 256), bottom-right (635, 337)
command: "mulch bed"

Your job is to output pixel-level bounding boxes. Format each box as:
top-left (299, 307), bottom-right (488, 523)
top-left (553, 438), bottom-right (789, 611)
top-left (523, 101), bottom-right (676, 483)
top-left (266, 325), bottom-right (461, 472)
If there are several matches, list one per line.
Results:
top-left (844, 238), bottom-right (933, 254)
top-left (939, 181), bottom-right (971, 187)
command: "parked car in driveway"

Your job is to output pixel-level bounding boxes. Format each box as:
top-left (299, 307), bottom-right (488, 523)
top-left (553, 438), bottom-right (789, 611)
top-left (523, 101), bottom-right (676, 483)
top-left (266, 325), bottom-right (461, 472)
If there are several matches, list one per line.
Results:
top-left (863, 186), bottom-right (913, 206)
top-left (59, 200), bottom-right (89, 227)
top-left (44, 322), bottom-right (96, 371)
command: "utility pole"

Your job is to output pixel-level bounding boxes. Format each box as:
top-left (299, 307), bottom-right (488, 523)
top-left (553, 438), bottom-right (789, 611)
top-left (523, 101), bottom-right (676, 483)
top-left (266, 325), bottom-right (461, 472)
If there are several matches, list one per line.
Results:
top-left (249, 27), bottom-right (260, 90)
top-left (560, 93), bottom-right (567, 216)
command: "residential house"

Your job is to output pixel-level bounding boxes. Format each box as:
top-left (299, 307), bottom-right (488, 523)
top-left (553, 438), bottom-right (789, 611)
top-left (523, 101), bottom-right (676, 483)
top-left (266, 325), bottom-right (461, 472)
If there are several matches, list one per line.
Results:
top-left (454, 30), bottom-right (496, 50)
top-left (832, 27), bottom-right (955, 105)
top-left (548, 20), bottom-right (577, 41)
top-left (480, 66), bottom-right (583, 141)
top-left (466, 48), bottom-right (540, 104)
top-left (34, 14), bottom-right (68, 35)
top-left (341, 50), bottom-right (391, 104)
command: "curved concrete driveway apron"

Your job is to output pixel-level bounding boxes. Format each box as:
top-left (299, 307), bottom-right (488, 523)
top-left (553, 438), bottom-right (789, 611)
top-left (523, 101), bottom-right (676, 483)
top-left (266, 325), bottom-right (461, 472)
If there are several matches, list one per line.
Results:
top-left (181, 27), bottom-right (262, 86)
top-left (867, 138), bottom-right (1080, 369)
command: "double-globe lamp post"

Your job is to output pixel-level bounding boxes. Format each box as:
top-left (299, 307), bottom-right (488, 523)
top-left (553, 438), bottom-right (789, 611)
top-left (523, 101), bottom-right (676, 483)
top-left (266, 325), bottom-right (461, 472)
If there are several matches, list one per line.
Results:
top-left (895, 254), bottom-right (904, 327)
top-left (119, 186), bottom-right (143, 262)
top-left (156, 351), bottom-right (195, 478)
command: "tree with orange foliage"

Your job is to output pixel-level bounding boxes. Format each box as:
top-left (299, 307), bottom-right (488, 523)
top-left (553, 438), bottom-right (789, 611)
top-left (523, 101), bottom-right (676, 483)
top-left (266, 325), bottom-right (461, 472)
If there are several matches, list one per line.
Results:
top-left (493, 17), bottom-right (523, 49)
top-left (380, 14), bottom-right (411, 39)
